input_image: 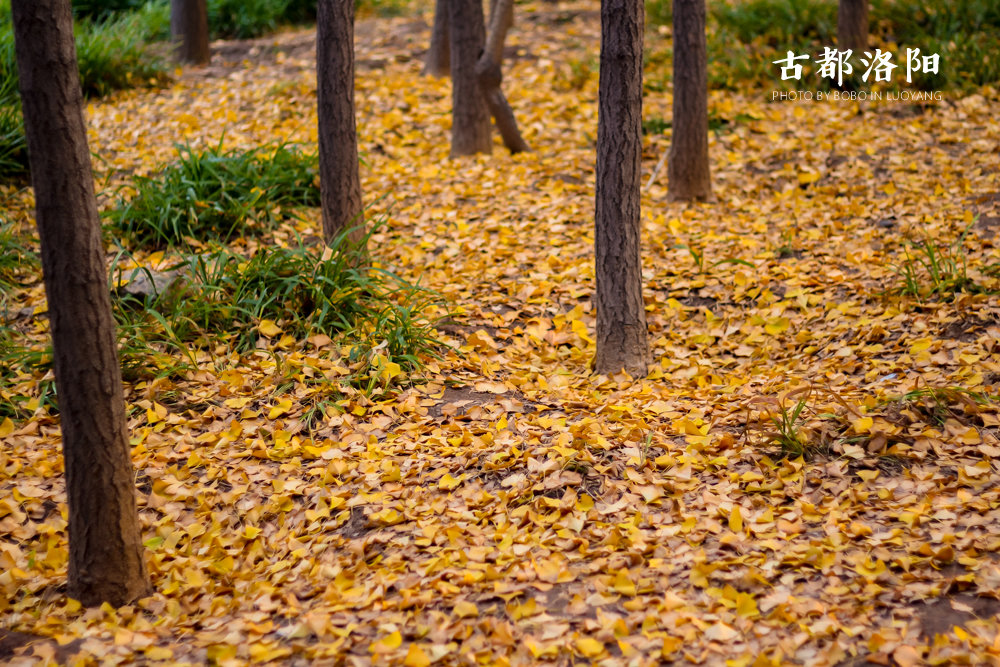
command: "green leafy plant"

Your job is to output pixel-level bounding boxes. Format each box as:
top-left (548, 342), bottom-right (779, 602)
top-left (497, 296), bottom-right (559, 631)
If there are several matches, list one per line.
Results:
top-left (881, 385), bottom-right (991, 427)
top-left (642, 117), bottom-right (671, 135)
top-left (0, 4), bottom-right (168, 104)
top-left (711, 0), bottom-right (836, 49)
top-left (0, 106), bottom-right (28, 180)
top-left (111, 225), bottom-right (442, 385)
top-left (0, 219), bottom-right (35, 294)
top-left (0, 327), bottom-right (56, 419)
top-left (646, 0), bottom-right (672, 26)
top-left (107, 142), bottom-right (321, 249)
top-left (747, 388), bottom-right (813, 457)
top-left (73, 8), bottom-right (170, 97)
top-left (888, 222), bottom-right (997, 300)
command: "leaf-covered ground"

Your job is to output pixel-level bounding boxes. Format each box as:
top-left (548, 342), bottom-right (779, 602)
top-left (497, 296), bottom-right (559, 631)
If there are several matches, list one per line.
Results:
top-left (4, 2), bottom-right (1000, 665)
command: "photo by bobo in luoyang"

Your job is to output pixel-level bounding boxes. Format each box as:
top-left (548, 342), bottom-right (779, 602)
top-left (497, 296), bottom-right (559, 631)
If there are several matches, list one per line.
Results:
top-left (1, 0), bottom-right (1000, 665)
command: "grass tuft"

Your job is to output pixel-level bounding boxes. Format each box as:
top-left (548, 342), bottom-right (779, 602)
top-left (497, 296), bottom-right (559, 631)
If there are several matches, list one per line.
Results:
top-left (889, 221), bottom-right (1000, 301)
top-left (0, 219), bottom-right (35, 295)
top-left (0, 106), bottom-right (27, 181)
top-left (112, 225), bottom-right (441, 386)
top-left (107, 143), bottom-right (321, 249)
top-left (745, 387), bottom-right (815, 457)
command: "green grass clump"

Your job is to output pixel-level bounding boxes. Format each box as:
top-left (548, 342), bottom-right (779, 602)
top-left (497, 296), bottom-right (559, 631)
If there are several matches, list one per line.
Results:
top-left (1, 229), bottom-right (440, 412)
top-left (113, 230), bottom-right (440, 383)
top-left (881, 386), bottom-right (990, 426)
top-left (108, 143), bottom-right (321, 249)
top-left (0, 2), bottom-right (168, 110)
top-left (644, 0), bottom-right (1000, 91)
top-left (73, 0), bottom-right (149, 19)
top-left (208, 0), bottom-right (294, 39)
top-left (712, 0), bottom-right (836, 47)
top-left (206, 0), bottom-right (405, 38)
top-left (73, 7), bottom-right (170, 97)
top-left (0, 220), bottom-right (35, 293)
top-left (889, 222), bottom-right (1000, 301)
top-left (646, 0), bottom-right (671, 27)
top-left (0, 26), bottom-right (25, 182)
top-left (877, 0), bottom-right (1000, 89)
top-left (0, 106), bottom-right (27, 180)
top-left (0, 325), bottom-right (55, 419)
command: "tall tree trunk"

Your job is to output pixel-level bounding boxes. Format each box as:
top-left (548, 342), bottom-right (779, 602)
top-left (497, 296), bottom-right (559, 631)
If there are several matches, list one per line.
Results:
top-left (317, 0), bottom-right (365, 247)
top-left (594, 0), bottom-right (648, 377)
top-left (11, 0), bottom-right (152, 608)
top-left (424, 0), bottom-right (451, 77)
top-left (449, 0), bottom-right (492, 156)
top-left (838, 0), bottom-right (868, 54)
top-left (170, 0), bottom-right (210, 66)
top-left (668, 0), bottom-right (713, 202)
top-left (475, 0), bottom-right (530, 153)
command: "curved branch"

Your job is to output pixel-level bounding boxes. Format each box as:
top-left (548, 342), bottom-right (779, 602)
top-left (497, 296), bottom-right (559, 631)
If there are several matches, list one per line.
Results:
top-left (475, 0), bottom-right (530, 154)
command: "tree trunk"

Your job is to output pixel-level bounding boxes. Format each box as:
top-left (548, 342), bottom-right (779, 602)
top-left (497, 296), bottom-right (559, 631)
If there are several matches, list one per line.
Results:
top-left (475, 0), bottom-right (530, 154)
top-left (594, 0), bottom-right (649, 378)
top-left (170, 0), bottom-right (210, 66)
top-left (10, 0), bottom-right (152, 608)
top-left (449, 0), bottom-right (492, 156)
top-left (424, 0), bottom-right (451, 77)
top-left (838, 0), bottom-right (868, 54)
top-left (668, 0), bottom-right (713, 202)
top-left (317, 0), bottom-right (365, 248)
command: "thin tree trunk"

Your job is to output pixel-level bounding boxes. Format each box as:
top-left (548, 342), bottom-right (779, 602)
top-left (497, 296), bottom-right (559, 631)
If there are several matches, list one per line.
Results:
top-left (475, 0), bottom-right (530, 153)
top-left (11, 0), bottom-right (152, 608)
top-left (668, 0), bottom-right (713, 202)
top-left (594, 0), bottom-right (648, 377)
top-left (449, 0), bottom-right (492, 156)
top-left (838, 0), bottom-right (868, 54)
top-left (424, 0), bottom-right (451, 77)
top-left (317, 0), bottom-right (365, 248)
top-left (170, 0), bottom-right (210, 66)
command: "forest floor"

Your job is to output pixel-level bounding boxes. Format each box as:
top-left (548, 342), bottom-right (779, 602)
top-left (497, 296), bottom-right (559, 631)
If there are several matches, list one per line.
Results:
top-left (4, 1), bottom-right (1000, 665)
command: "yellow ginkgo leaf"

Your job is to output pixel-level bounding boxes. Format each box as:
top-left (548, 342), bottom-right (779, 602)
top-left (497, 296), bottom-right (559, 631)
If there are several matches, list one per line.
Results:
top-left (576, 637), bottom-right (605, 658)
top-left (258, 319), bottom-right (282, 338)
top-left (852, 416), bottom-right (874, 434)
top-left (268, 399), bottom-right (293, 420)
top-left (404, 644), bottom-right (431, 667)
top-left (453, 601), bottom-right (479, 618)
top-left (613, 568), bottom-right (636, 597)
top-left (370, 631), bottom-right (403, 654)
top-left (729, 507), bottom-right (743, 533)
top-left (764, 317), bottom-right (789, 335)
top-left (439, 473), bottom-right (463, 491)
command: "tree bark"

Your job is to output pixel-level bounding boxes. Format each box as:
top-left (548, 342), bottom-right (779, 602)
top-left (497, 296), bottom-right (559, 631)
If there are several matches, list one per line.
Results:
top-left (424, 0), bottom-right (451, 77)
top-left (11, 0), bottom-right (152, 608)
top-left (170, 0), bottom-right (210, 66)
top-left (838, 0), bottom-right (868, 54)
top-left (594, 0), bottom-right (649, 377)
top-left (475, 0), bottom-right (530, 154)
top-left (449, 0), bottom-right (492, 156)
top-left (317, 0), bottom-right (365, 248)
top-left (668, 0), bottom-right (713, 202)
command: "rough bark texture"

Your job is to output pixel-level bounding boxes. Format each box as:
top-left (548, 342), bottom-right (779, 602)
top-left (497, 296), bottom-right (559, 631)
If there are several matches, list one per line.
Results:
top-left (424, 0), bottom-right (451, 77)
top-left (475, 0), bottom-right (530, 153)
top-left (317, 0), bottom-right (365, 247)
top-left (170, 0), bottom-right (209, 65)
top-left (668, 0), bottom-right (713, 202)
top-left (594, 0), bottom-right (649, 377)
top-left (838, 0), bottom-right (869, 54)
top-left (11, 0), bottom-right (152, 608)
top-left (449, 0), bottom-right (493, 156)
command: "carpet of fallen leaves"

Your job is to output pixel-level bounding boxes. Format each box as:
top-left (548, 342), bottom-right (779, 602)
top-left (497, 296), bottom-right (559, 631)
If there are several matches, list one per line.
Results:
top-left (5, 2), bottom-right (1000, 665)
